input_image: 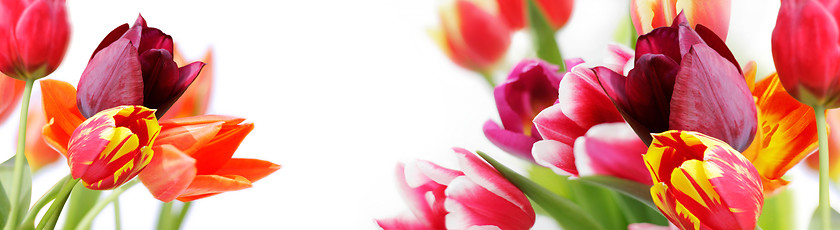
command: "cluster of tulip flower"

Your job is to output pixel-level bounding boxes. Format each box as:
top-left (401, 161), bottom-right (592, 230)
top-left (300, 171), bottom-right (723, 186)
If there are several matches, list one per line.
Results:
top-left (378, 0), bottom-right (840, 229)
top-left (0, 1), bottom-right (279, 229)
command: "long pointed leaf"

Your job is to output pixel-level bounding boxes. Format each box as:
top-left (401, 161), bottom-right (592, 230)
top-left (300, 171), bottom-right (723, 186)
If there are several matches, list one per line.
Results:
top-left (578, 175), bottom-right (657, 209)
top-left (0, 157), bottom-right (31, 229)
top-left (526, 0), bottom-right (565, 71)
top-left (476, 151), bottom-right (604, 230)
top-left (63, 183), bottom-right (102, 230)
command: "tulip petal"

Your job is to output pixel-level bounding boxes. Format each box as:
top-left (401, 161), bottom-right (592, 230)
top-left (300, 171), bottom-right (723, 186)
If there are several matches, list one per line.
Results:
top-left (532, 140), bottom-right (576, 176)
top-left (703, 145), bottom-right (763, 230)
top-left (482, 120), bottom-right (538, 161)
top-left (452, 148), bottom-right (532, 216)
top-left (90, 24), bottom-right (129, 60)
top-left (0, 76), bottom-right (24, 124)
top-left (40, 79), bottom-right (85, 155)
top-left (444, 176), bottom-right (533, 230)
top-left (138, 49), bottom-right (180, 117)
top-left (155, 121), bottom-right (222, 155)
top-left (25, 106), bottom-right (62, 171)
top-left (188, 118), bottom-right (253, 174)
top-left (678, 0), bottom-right (731, 40)
top-left (376, 213), bottom-right (433, 230)
top-left (604, 44), bottom-right (634, 74)
top-left (573, 122), bottom-right (652, 185)
top-left (213, 158), bottom-right (280, 182)
top-left (164, 49), bottom-right (213, 119)
top-left (176, 174), bottom-right (252, 202)
top-left (397, 162), bottom-right (449, 229)
top-left (76, 38), bottom-right (144, 118)
top-left (694, 24), bottom-right (740, 73)
top-left (635, 25), bottom-right (682, 62)
top-left (139, 144), bottom-right (196, 202)
top-left (669, 44), bottom-right (757, 152)
top-left (15, 0), bottom-right (67, 75)
top-left (138, 27), bottom-right (173, 55)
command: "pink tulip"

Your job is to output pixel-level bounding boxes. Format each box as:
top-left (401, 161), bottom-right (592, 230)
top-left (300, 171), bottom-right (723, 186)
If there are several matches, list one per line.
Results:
top-left (0, 0), bottom-right (70, 80)
top-left (377, 148), bottom-right (535, 230)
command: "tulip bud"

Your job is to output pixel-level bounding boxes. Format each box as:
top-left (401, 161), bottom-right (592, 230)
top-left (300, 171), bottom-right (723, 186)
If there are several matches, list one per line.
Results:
top-left (772, 0), bottom-right (840, 108)
top-left (429, 0), bottom-right (512, 73)
top-left (76, 15), bottom-right (205, 118)
top-left (0, 0), bottom-right (70, 80)
top-left (630, 0), bottom-right (731, 40)
top-left (645, 131), bottom-right (763, 230)
top-left (67, 105), bottom-right (160, 190)
top-left (496, 0), bottom-right (574, 30)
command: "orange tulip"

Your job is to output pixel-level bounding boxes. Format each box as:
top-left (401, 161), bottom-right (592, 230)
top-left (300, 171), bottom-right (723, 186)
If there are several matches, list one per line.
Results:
top-left (742, 73), bottom-right (818, 194)
top-left (163, 48), bottom-right (213, 119)
top-left (23, 106), bottom-right (61, 171)
top-left (630, 0), bottom-right (731, 40)
top-left (0, 75), bottom-right (25, 124)
top-left (138, 115), bottom-right (279, 202)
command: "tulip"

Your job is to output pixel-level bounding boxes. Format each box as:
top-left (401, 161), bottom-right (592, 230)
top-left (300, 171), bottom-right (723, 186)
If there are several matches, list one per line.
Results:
top-left (162, 48), bottom-right (213, 119)
top-left (137, 115), bottom-right (280, 202)
top-left (429, 0), bottom-right (511, 73)
top-left (645, 130), bottom-right (763, 230)
top-left (0, 0), bottom-right (70, 80)
top-left (23, 106), bottom-right (61, 171)
top-left (530, 64), bottom-right (652, 184)
top-left (483, 59), bottom-right (581, 161)
top-left (630, 0), bottom-right (731, 40)
top-left (496, 0), bottom-right (574, 30)
top-left (67, 105), bottom-right (160, 190)
top-left (0, 75), bottom-right (24, 124)
top-left (597, 13), bottom-right (756, 151)
top-left (76, 15), bottom-right (205, 118)
top-left (772, 0), bottom-right (840, 108)
top-left (377, 148), bottom-right (535, 230)
top-left (742, 73), bottom-right (817, 194)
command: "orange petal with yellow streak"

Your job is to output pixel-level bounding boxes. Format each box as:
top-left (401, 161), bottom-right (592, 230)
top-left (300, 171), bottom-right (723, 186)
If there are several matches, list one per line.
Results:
top-left (40, 79), bottom-right (85, 155)
top-left (176, 174), bottom-right (252, 202)
top-left (213, 158), bottom-right (280, 182)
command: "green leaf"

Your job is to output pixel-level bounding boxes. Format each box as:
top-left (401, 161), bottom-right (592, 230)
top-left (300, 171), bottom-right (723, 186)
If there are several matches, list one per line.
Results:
top-left (525, 0), bottom-right (564, 72)
top-left (568, 181), bottom-right (628, 230)
top-left (527, 165), bottom-right (572, 198)
top-left (808, 205), bottom-right (840, 230)
top-left (476, 152), bottom-right (605, 230)
top-left (611, 191), bottom-right (669, 226)
top-left (577, 176), bottom-right (657, 210)
top-left (63, 183), bottom-right (102, 230)
top-left (758, 189), bottom-right (794, 230)
top-left (0, 157), bottom-right (31, 229)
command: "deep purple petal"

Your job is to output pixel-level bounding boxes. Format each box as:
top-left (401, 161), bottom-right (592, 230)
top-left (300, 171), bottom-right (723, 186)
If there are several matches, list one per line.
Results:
top-left (483, 120), bottom-right (538, 162)
top-left (669, 44), bottom-right (757, 152)
top-left (695, 24), bottom-right (741, 73)
top-left (635, 26), bottom-right (681, 62)
top-left (148, 60), bottom-right (204, 117)
top-left (90, 24), bottom-right (128, 60)
top-left (139, 49), bottom-right (180, 112)
top-left (77, 38), bottom-right (143, 118)
top-left (138, 27), bottom-right (173, 55)
top-left (495, 59), bottom-right (561, 134)
top-left (624, 54), bottom-right (680, 134)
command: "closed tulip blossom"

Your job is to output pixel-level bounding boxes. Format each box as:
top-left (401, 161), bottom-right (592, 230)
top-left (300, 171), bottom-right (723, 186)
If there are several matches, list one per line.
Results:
top-left (772, 0), bottom-right (840, 108)
top-left (645, 131), bottom-right (763, 230)
top-left (631, 0), bottom-right (731, 40)
top-left (429, 0), bottom-right (511, 73)
top-left (483, 59), bottom-right (582, 161)
top-left (0, 0), bottom-right (70, 80)
top-left (495, 0), bottom-right (574, 30)
top-left (377, 148), bottom-right (535, 230)
top-left (76, 15), bottom-right (205, 118)
top-left (67, 105), bottom-right (160, 190)
top-left (597, 13), bottom-right (756, 151)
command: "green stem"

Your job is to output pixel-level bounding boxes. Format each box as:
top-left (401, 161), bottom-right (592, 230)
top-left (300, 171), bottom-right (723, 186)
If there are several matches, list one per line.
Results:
top-left (19, 175), bottom-right (71, 229)
top-left (816, 105), bottom-right (830, 230)
top-left (4, 78), bottom-right (34, 230)
top-left (171, 202), bottom-right (192, 230)
top-left (36, 179), bottom-right (78, 230)
top-left (113, 199), bottom-right (121, 230)
top-left (74, 180), bottom-right (138, 230)
top-left (479, 71), bottom-right (495, 88)
top-left (156, 202), bottom-right (173, 230)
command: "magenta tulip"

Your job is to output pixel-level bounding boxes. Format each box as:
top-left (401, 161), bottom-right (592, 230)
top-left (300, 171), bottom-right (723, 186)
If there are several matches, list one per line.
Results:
top-left (483, 59), bottom-right (582, 161)
top-left (596, 13), bottom-right (756, 151)
top-left (377, 148), bottom-right (535, 230)
top-left (0, 0), bottom-right (70, 80)
top-left (76, 15), bottom-right (205, 118)
top-left (772, 0), bottom-right (840, 108)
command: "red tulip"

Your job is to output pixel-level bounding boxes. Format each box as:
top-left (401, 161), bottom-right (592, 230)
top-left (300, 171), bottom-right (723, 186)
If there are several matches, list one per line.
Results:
top-left (597, 13), bottom-right (756, 151)
top-left (483, 58), bottom-right (582, 161)
top-left (0, 74), bottom-right (24, 124)
top-left (429, 0), bottom-right (512, 73)
top-left (630, 0), bottom-right (731, 40)
top-left (772, 0), bottom-right (840, 108)
top-left (377, 148), bottom-right (535, 229)
top-left (496, 0), bottom-right (574, 30)
top-left (0, 0), bottom-right (70, 80)
top-left (645, 131), bottom-right (763, 230)
top-left (76, 15), bottom-right (205, 118)
top-left (67, 105), bottom-right (160, 190)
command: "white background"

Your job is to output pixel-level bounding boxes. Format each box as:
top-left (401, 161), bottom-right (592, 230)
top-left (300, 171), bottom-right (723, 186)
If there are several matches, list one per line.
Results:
top-left (0, 0), bottom-right (827, 229)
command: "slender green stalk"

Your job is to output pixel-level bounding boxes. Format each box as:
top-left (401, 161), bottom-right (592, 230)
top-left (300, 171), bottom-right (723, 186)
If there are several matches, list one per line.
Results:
top-left (36, 179), bottom-right (79, 230)
top-left (156, 202), bottom-right (173, 230)
top-left (171, 202), bottom-right (192, 230)
top-left (74, 180), bottom-right (138, 230)
top-left (479, 71), bottom-right (495, 88)
top-left (113, 199), bottom-right (121, 230)
top-left (815, 105), bottom-right (830, 230)
top-left (19, 175), bottom-right (71, 228)
top-left (4, 78), bottom-right (34, 230)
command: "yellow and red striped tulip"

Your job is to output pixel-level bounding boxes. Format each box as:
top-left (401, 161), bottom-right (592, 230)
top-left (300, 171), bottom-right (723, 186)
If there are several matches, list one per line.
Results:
top-left (67, 105), bottom-right (160, 190)
top-left (645, 131), bottom-right (763, 230)
top-left (742, 73), bottom-right (817, 194)
top-left (630, 0), bottom-right (731, 40)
